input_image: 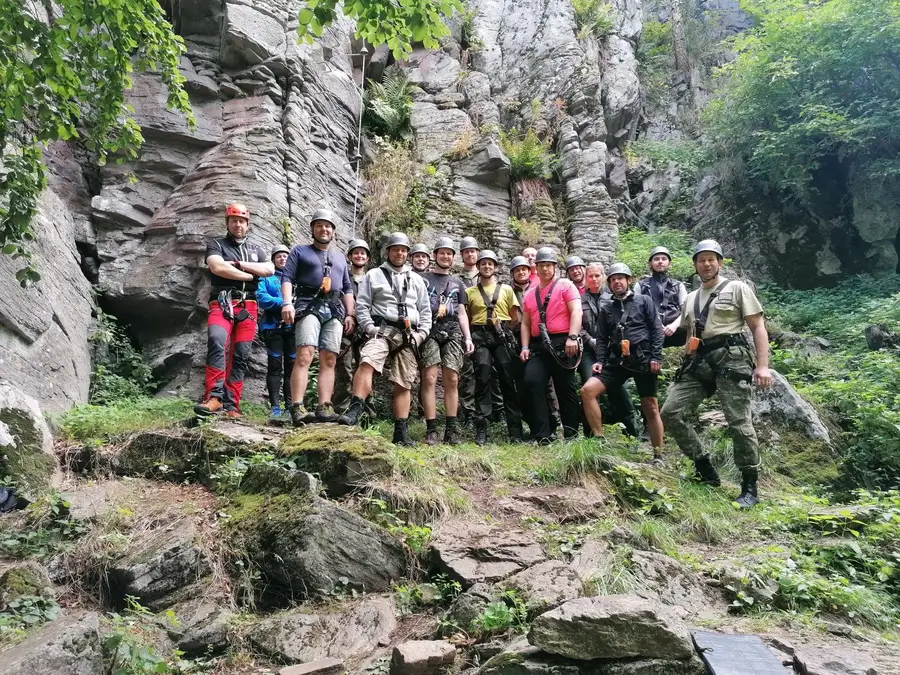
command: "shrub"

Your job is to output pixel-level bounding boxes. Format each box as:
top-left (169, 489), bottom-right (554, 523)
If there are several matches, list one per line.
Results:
top-left (470, 589), bottom-right (528, 636)
top-left (500, 128), bottom-right (556, 180)
top-left (571, 0), bottom-right (615, 39)
top-left (361, 138), bottom-right (423, 234)
top-left (447, 128), bottom-right (478, 160)
top-left (614, 225), bottom-right (696, 282)
top-left (89, 311), bottom-right (155, 405)
top-left (364, 67), bottom-right (414, 142)
top-left (505, 216), bottom-right (541, 247)
top-left (58, 397), bottom-right (191, 443)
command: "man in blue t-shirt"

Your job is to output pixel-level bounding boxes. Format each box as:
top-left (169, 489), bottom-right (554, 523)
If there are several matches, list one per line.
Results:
top-left (281, 209), bottom-right (355, 427)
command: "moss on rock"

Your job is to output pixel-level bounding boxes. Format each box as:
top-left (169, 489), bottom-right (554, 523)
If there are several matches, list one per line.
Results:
top-left (0, 407), bottom-right (56, 496)
top-left (277, 425), bottom-right (393, 492)
top-left (0, 563), bottom-right (53, 608)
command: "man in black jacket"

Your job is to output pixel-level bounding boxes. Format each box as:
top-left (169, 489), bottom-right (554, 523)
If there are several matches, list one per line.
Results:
top-left (634, 246), bottom-right (688, 348)
top-left (580, 263), bottom-right (665, 458)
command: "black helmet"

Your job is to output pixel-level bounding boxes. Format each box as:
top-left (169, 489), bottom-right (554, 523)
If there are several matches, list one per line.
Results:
top-left (606, 262), bottom-right (633, 279)
top-left (310, 208), bottom-right (337, 228)
top-left (648, 246), bottom-right (671, 262)
top-left (410, 243), bottom-right (431, 257)
top-left (477, 250), bottom-right (499, 265)
top-left (433, 236), bottom-right (457, 254)
top-left (535, 247), bottom-right (557, 264)
top-left (386, 232), bottom-right (411, 250)
top-left (565, 255), bottom-right (586, 270)
top-left (270, 244), bottom-right (290, 261)
top-left (510, 255), bottom-right (530, 271)
top-left (347, 238), bottom-right (370, 254)
top-left (459, 236), bottom-right (480, 252)
top-left (693, 239), bottom-right (723, 260)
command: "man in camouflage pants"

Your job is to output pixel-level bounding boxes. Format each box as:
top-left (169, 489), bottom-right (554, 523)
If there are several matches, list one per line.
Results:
top-left (660, 239), bottom-right (773, 508)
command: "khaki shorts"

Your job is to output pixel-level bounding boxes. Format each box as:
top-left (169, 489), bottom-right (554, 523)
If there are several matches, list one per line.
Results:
top-left (359, 326), bottom-right (419, 390)
top-left (296, 314), bottom-right (342, 353)
top-left (421, 333), bottom-right (465, 373)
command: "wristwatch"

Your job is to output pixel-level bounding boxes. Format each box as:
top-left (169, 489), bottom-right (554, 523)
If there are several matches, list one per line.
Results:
top-left (568, 334), bottom-right (579, 340)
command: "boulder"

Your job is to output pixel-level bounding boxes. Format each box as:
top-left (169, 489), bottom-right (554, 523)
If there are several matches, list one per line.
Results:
top-left (498, 561), bottom-right (583, 615)
top-left (167, 596), bottom-right (232, 654)
top-left (629, 551), bottom-right (719, 617)
top-left (430, 522), bottom-right (546, 588)
top-left (108, 519), bottom-right (210, 609)
top-left (460, 72), bottom-right (491, 105)
top-left (0, 562), bottom-right (54, 607)
top-left (239, 463), bottom-right (319, 495)
top-left (248, 597), bottom-right (396, 664)
top-left (277, 425), bottom-right (393, 494)
top-left (793, 647), bottom-right (879, 675)
top-left (0, 382), bottom-right (60, 496)
top-left (0, 611), bottom-right (102, 674)
top-left (226, 493), bottom-right (406, 601)
top-left (391, 640), bottom-right (456, 675)
top-left (527, 595), bottom-right (694, 661)
top-left (442, 583), bottom-right (493, 634)
top-left (752, 371), bottom-right (831, 444)
top-left (220, 0), bottom-right (287, 69)
top-left (568, 537), bottom-right (615, 584)
top-left (453, 137), bottom-right (510, 188)
top-left (502, 487), bottom-right (607, 523)
top-left (406, 49), bottom-right (462, 93)
top-left (64, 481), bottom-right (134, 522)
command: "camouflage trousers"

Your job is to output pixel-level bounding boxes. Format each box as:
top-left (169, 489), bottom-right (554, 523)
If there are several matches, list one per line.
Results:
top-left (660, 345), bottom-right (760, 470)
top-left (459, 353), bottom-right (476, 422)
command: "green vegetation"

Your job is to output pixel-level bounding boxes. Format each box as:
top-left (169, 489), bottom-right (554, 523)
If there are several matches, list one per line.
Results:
top-left (614, 225), bottom-right (696, 280)
top-left (0, 492), bottom-right (90, 559)
top-left (102, 597), bottom-right (182, 674)
top-left (636, 19), bottom-right (673, 104)
top-left (364, 68), bottom-right (414, 143)
top-left (59, 398), bottom-right (192, 444)
top-left (0, 1), bottom-right (191, 285)
top-left (571, 0), bottom-right (615, 39)
top-left (361, 497), bottom-right (433, 554)
top-left (470, 589), bottom-right (529, 637)
top-left (500, 128), bottom-right (556, 180)
top-left (506, 216), bottom-right (542, 247)
top-left (704, 0), bottom-right (900, 211)
top-left (89, 312), bottom-right (156, 405)
top-left (296, 0), bottom-right (462, 60)
top-left (394, 574), bottom-right (462, 614)
top-left (0, 595), bottom-right (59, 646)
top-left (762, 275), bottom-right (900, 490)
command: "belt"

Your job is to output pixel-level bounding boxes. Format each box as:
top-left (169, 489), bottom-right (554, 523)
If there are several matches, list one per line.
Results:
top-left (698, 332), bottom-right (747, 355)
top-left (373, 317), bottom-right (417, 330)
top-left (209, 293), bottom-right (256, 302)
top-left (472, 321), bottom-right (509, 330)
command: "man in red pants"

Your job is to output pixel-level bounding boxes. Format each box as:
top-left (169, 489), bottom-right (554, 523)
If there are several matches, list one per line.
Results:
top-left (194, 203), bottom-right (275, 418)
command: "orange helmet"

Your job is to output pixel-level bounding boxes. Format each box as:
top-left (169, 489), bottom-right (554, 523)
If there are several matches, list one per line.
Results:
top-left (225, 203), bottom-right (250, 219)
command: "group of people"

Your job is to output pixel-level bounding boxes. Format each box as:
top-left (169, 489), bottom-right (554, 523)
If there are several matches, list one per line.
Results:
top-left (195, 203), bottom-right (773, 507)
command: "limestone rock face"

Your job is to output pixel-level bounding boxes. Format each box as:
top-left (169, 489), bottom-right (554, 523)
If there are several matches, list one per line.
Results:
top-left (527, 595), bottom-right (694, 661)
top-left (0, 611), bottom-right (103, 675)
top-left (0, 382), bottom-right (60, 496)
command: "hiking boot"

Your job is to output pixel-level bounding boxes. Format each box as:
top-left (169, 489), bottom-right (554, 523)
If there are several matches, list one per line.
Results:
top-left (443, 425), bottom-right (463, 445)
top-left (223, 409), bottom-right (242, 420)
top-left (735, 469), bottom-right (760, 508)
top-left (392, 418), bottom-right (416, 447)
top-left (693, 456), bottom-right (722, 487)
top-left (291, 403), bottom-right (314, 427)
top-left (316, 402), bottom-right (339, 423)
top-left (194, 397), bottom-right (223, 416)
top-left (474, 419), bottom-right (488, 447)
top-left (338, 397), bottom-right (365, 426)
top-left (424, 418), bottom-right (440, 446)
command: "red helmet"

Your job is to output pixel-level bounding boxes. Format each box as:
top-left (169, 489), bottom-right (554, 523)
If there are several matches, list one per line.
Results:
top-left (225, 203), bottom-right (250, 219)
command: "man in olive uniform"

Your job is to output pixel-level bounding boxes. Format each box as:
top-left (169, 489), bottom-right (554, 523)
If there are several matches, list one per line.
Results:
top-left (660, 240), bottom-right (773, 508)
top-left (467, 250), bottom-right (523, 445)
top-left (457, 236), bottom-right (480, 425)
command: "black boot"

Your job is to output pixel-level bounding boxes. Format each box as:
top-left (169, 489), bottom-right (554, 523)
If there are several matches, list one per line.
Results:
top-left (424, 419), bottom-right (439, 446)
top-left (338, 396), bottom-right (365, 426)
top-left (443, 417), bottom-right (462, 445)
top-left (693, 456), bottom-right (722, 487)
top-left (474, 418), bottom-right (488, 446)
top-left (735, 468), bottom-right (759, 508)
top-left (392, 418), bottom-right (416, 447)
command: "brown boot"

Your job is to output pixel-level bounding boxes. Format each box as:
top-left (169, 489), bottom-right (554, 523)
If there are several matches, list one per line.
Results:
top-left (194, 397), bottom-right (223, 416)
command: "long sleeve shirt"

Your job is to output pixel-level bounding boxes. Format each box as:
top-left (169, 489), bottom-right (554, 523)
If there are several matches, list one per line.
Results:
top-left (356, 263), bottom-right (432, 340)
top-left (596, 291), bottom-right (664, 366)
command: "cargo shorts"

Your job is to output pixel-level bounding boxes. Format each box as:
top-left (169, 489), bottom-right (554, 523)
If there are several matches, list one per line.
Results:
top-left (420, 333), bottom-right (465, 373)
top-left (359, 326), bottom-right (420, 390)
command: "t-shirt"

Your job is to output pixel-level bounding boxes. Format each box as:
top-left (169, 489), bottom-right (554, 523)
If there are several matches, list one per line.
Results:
top-left (521, 279), bottom-right (581, 337)
top-left (424, 271), bottom-right (468, 328)
top-left (466, 281), bottom-right (519, 324)
top-left (282, 244), bottom-right (353, 318)
top-left (680, 278), bottom-right (763, 339)
top-left (205, 235), bottom-right (266, 295)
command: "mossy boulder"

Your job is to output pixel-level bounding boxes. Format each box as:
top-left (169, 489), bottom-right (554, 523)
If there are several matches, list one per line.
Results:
top-left (278, 424), bottom-right (393, 494)
top-left (239, 463), bottom-right (319, 495)
top-left (225, 492), bottom-right (406, 603)
top-left (0, 382), bottom-right (59, 497)
top-left (0, 563), bottom-right (53, 609)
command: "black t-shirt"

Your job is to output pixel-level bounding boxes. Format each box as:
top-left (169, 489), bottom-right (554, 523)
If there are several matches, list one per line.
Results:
top-left (205, 235), bottom-right (267, 295)
top-left (424, 271), bottom-right (467, 330)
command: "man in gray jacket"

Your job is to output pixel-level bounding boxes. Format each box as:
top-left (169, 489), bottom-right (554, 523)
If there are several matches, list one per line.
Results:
top-left (338, 232), bottom-right (432, 445)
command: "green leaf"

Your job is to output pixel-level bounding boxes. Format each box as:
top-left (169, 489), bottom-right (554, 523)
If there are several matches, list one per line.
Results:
top-left (298, 8), bottom-right (314, 25)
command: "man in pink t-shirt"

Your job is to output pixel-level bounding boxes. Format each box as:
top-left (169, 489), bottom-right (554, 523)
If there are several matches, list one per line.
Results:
top-left (519, 247), bottom-right (584, 443)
